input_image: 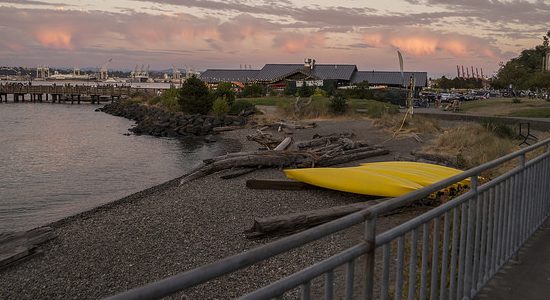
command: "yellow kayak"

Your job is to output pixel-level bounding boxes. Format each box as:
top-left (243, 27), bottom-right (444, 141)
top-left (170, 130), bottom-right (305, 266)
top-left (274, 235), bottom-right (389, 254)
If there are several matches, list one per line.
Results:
top-left (350, 166), bottom-right (446, 187)
top-left (359, 161), bottom-right (469, 184)
top-left (284, 167), bottom-right (422, 197)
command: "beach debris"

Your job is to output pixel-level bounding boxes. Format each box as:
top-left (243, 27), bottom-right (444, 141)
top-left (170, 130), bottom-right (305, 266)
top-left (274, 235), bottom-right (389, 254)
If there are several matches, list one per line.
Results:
top-left (0, 227), bottom-right (56, 270)
top-left (179, 140), bottom-right (389, 185)
top-left (244, 199), bottom-right (388, 239)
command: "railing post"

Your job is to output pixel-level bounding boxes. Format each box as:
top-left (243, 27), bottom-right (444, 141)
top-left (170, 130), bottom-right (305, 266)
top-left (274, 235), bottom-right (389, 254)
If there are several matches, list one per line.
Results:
top-left (364, 216), bottom-right (376, 300)
top-left (464, 175), bottom-right (478, 298)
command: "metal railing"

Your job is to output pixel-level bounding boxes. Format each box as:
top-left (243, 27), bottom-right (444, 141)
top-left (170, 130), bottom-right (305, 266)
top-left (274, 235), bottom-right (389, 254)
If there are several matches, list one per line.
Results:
top-left (106, 138), bottom-right (550, 300)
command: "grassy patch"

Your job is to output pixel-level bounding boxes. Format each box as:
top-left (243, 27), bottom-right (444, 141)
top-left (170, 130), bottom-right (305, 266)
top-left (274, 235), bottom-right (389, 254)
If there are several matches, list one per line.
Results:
top-left (422, 123), bottom-right (518, 175)
top-left (374, 114), bottom-right (441, 134)
top-left (508, 108), bottom-right (550, 118)
top-left (459, 98), bottom-right (509, 112)
top-left (236, 96), bottom-right (292, 106)
top-left (271, 96), bottom-right (400, 119)
top-left (348, 99), bottom-right (399, 118)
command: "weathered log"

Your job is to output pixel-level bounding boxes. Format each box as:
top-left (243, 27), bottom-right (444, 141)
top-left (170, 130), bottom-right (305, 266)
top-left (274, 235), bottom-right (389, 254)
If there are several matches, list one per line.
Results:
top-left (317, 148), bottom-right (389, 167)
top-left (274, 137), bottom-right (293, 151)
top-left (296, 133), bottom-right (354, 149)
top-left (246, 130), bottom-right (282, 150)
top-left (182, 147), bottom-right (389, 185)
top-left (0, 227), bottom-right (56, 270)
top-left (245, 199), bottom-right (387, 238)
top-left (180, 151), bottom-right (317, 185)
top-left (246, 179), bottom-right (317, 190)
top-left (220, 167), bottom-right (258, 179)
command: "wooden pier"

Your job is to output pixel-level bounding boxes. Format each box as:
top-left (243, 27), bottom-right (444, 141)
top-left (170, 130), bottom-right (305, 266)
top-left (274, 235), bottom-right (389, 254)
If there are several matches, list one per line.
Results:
top-left (0, 84), bottom-right (157, 104)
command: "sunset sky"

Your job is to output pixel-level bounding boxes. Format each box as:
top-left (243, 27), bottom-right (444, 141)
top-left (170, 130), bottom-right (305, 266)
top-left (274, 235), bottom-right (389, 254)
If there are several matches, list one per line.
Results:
top-left (0, 0), bottom-right (548, 77)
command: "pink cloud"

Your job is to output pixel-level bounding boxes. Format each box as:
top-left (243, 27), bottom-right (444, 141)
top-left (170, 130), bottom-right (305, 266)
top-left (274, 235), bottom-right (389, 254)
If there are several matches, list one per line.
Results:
top-left (274, 33), bottom-right (325, 54)
top-left (388, 36), bottom-right (438, 56)
top-left (362, 29), bottom-right (501, 59)
top-left (34, 28), bottom-right (74, 49)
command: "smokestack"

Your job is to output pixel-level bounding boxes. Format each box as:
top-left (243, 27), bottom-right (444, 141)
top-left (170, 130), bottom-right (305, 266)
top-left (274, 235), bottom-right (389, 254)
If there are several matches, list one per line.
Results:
top-left (461, 66), bottom-right (465, 79)
top-left (457, 65), bottom-right (461, 78)
top-left (466, 67), bottom-right (470, 78)
top-left (471, 66), bottom-right (475, 79)
top-left (476, 68), bottom-right (480, 79)
top-left (481, 68), bottom-right (484, 78)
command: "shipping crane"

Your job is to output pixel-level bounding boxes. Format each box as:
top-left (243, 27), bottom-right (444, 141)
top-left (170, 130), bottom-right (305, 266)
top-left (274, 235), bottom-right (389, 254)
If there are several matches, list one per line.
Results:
top-left (99, 58), bottom-right (112, 80)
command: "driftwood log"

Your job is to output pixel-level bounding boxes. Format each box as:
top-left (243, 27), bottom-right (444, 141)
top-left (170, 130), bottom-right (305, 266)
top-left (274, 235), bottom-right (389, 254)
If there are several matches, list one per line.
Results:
top-left (179, 132), bottom-right (389, 185)
top-left (179, 147), bottom-right (388, 185)
top-left (245, 199), bottom-right (388, 238)
top-left (0, 227), bottom-right (56, 270)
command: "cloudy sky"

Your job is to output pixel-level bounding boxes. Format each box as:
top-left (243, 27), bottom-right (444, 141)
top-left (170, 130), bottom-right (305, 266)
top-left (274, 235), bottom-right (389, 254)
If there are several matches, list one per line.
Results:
top-left (0, 0), bottom-right (547, 77)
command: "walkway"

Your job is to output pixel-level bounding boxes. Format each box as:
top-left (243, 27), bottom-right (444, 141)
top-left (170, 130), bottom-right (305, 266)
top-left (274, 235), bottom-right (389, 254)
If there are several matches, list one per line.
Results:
top-left (475, 218), bottom-right (550, 300)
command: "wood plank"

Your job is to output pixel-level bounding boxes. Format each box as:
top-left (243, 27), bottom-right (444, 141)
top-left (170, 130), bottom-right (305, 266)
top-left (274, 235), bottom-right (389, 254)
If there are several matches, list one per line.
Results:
top-left (246, 179), bottom-right (317, 190)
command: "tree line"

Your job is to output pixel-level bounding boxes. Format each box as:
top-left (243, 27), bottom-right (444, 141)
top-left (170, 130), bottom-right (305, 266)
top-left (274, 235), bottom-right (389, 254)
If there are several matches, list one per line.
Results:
top-left (492, 31), bottom-right (550, 90)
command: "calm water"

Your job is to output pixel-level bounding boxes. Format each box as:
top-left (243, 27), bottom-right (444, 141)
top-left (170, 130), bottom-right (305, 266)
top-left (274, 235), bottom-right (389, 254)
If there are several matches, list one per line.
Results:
top-left (0, 103), bottom-right (230, 233)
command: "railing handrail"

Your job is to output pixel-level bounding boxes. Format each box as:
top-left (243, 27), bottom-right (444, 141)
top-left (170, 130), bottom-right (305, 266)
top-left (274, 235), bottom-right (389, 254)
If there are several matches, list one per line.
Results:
top-left (105, 137), bottom-right (550, 300)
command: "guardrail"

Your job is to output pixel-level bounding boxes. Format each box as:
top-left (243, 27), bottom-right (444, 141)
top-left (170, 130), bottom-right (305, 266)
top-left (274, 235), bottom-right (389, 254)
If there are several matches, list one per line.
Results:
top-left (106, 138), bottom-right (550, 300)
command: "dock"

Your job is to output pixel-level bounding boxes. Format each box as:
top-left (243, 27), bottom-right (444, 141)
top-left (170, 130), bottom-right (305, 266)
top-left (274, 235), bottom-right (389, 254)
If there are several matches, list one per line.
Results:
top-left (0, 84), bottom-right (157, 104)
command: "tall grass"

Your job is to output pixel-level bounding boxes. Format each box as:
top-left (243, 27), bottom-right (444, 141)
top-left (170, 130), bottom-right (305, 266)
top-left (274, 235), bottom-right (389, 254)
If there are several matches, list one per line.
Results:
top-left (374, 114), bottom-right (441, 134)
top-left (423, 124), bottom-right (518, 173)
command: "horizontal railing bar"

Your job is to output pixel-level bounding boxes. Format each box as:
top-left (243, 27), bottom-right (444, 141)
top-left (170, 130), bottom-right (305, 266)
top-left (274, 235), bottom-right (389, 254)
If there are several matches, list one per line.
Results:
top-left (240, 243), bottom-right (369, 300)
top-left (104, 209), bottom-right (372, 300)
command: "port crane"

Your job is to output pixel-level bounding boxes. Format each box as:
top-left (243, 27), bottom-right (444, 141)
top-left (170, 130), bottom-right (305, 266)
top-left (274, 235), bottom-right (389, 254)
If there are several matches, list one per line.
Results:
top-left (99, 58), bottom-right (112, 80)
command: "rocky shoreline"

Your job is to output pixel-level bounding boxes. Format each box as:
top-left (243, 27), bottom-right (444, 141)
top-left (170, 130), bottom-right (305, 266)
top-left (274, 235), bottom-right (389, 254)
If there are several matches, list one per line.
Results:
top-left (0, 119), bottom-right (432, 299)
top-left (99, 101), bottom-right (251, 137)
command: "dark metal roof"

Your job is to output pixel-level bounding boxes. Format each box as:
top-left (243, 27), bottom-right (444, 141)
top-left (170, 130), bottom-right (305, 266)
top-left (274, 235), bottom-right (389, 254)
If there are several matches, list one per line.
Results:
top-left (199, 69), bottom-right (260, 83)
top-left (255, 64), bottom-right (357, 82)
top-left (351, 71), bottom-right (428, 87)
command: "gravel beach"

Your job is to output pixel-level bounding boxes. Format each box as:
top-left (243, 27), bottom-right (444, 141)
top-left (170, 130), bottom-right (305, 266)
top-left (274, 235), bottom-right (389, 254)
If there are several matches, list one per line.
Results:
top-left (0, 118), bottom-right (433, 299)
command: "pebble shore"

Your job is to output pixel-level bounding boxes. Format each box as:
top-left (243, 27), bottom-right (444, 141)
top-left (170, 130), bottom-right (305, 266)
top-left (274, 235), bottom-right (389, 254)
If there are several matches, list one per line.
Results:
top-left (0, 119), bottom-right (430, 299)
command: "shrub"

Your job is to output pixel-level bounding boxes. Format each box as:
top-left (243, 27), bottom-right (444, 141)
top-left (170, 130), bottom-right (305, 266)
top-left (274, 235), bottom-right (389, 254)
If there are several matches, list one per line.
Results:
top-left (212, 97), bottom-right (229, 117)
top-left (313, 87), bottom-right (327, 97)
top-left (283, 83), bottom-right (297, 96)
top-left (512, 97), bottom-right (521, 103)
top-left (147, 96), bottom-right (162, 105)
top-left (298, 84), bottom-right (314, 97)
top-left (178, 76), bottom-right (213, 114)
top-left (241, 83), bottom-right (264, 98)
top-left (329, 93), bottom-right (348, 114)
top-left (229, 100), bottom-right (256, 115)
top-left (215, 82), bottom-right (236, 106)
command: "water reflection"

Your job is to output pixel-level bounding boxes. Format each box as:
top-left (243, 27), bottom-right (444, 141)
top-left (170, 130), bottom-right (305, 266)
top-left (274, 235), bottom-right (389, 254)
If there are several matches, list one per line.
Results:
top-left (0, 103), bottom-right (228, 232)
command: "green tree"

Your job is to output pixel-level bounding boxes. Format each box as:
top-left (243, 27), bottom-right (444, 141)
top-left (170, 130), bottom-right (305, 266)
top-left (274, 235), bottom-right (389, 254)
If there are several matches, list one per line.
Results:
top-left (178, 76), bottom-right (213, 114)
top-left (329, 92), bottom-right (348, 114)
top-left (212, 97), bottom-right (229, 117)
top-left (215, 82), bottom-right (236, 106)
top-left (493, 30), bottom-right (550, 90)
